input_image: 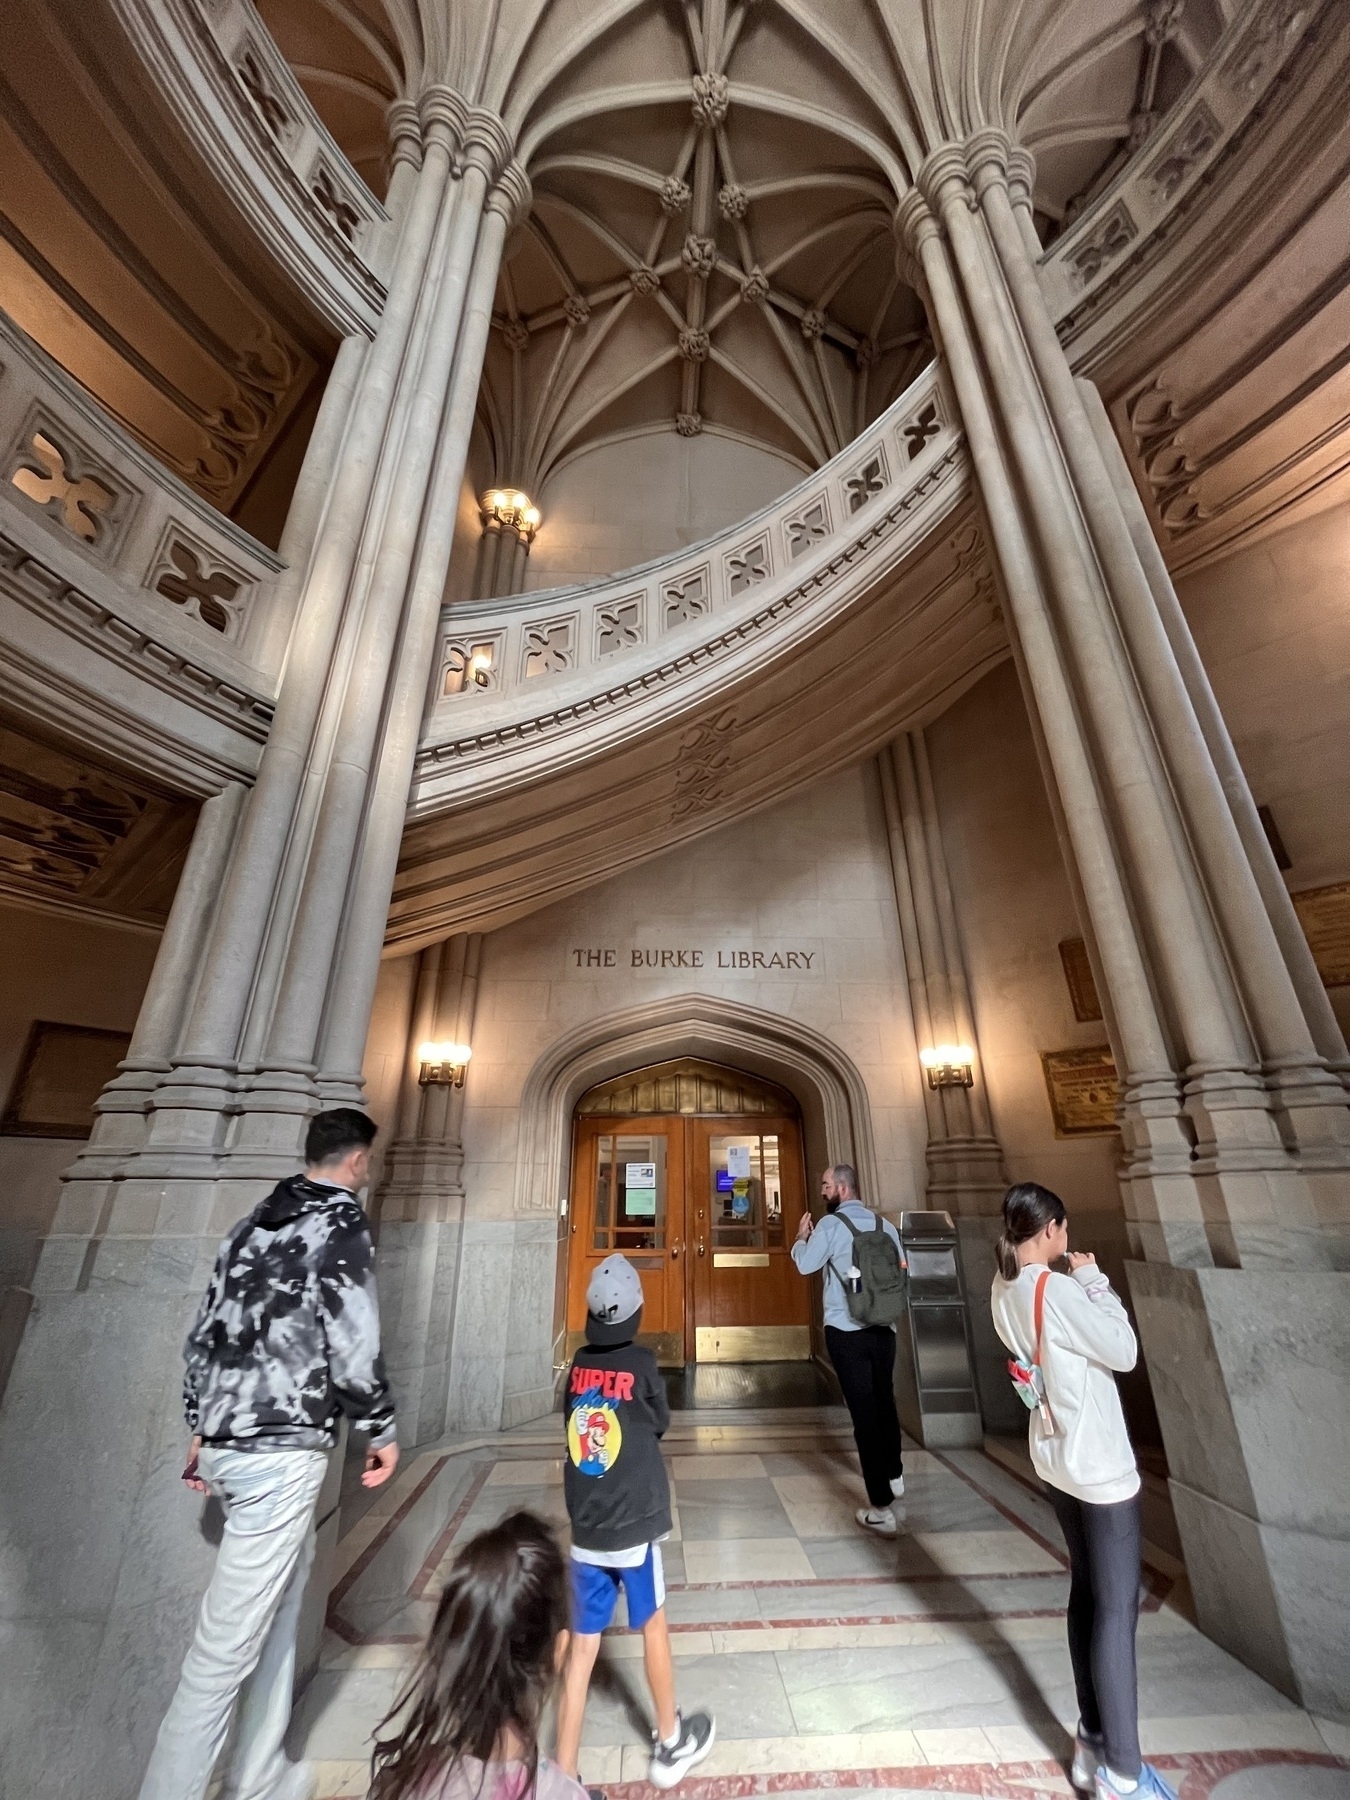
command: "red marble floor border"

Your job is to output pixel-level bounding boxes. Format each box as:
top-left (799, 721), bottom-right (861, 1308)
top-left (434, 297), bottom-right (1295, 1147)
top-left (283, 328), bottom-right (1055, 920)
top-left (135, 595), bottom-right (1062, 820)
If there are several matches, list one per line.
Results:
top-left (594, 1749), bottom-right (1347, 1800)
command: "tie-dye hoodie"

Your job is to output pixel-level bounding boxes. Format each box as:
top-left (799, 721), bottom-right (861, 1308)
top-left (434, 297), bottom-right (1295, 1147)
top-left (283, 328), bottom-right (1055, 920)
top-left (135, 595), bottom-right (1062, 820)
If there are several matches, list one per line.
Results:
top-left (183, 1175), bottom-right (396, 1451)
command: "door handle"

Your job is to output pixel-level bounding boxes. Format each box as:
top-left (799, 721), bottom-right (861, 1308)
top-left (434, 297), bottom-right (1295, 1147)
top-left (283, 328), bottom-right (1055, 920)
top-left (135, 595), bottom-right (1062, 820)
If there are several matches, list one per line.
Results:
top-left (671, 1241), bottom-right (681, 1259)
top-left (697, 1238), bottom-right (706, 1258)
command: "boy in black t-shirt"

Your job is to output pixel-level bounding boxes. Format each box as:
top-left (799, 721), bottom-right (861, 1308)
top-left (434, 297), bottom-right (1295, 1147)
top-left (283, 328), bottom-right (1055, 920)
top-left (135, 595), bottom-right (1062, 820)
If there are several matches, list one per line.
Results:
top-left (555, 1255), bottom-right (715, 1789)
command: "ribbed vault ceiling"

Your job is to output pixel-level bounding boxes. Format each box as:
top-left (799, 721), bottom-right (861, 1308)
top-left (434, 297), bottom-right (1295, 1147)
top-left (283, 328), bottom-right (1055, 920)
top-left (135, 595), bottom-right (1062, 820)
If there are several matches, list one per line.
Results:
top-left (260, 0), bottom-right (1231, 481)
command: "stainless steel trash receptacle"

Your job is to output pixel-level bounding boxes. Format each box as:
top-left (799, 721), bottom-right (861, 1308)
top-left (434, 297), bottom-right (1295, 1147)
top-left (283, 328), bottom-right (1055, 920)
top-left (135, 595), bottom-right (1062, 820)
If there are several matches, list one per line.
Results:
top-left (894, 1210), bottom-right (983, 1448)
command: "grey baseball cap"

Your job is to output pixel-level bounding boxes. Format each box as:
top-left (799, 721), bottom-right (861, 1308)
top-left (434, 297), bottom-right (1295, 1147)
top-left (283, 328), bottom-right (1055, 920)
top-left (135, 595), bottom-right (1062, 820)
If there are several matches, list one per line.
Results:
top-left (586, 1253), bottom-right (644, 1326)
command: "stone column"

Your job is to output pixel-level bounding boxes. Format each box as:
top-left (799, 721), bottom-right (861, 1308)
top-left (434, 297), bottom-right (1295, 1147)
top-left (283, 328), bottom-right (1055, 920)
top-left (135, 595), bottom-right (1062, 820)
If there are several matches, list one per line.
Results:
top-left (898, 133), bottom-right (1350, 1715)
top-left (879, 737), bottom-right (1010, 1427)
top-left (373, 933), bottom-right (484, 1444)
top-left (0, 93), bottom-right (526, 1800)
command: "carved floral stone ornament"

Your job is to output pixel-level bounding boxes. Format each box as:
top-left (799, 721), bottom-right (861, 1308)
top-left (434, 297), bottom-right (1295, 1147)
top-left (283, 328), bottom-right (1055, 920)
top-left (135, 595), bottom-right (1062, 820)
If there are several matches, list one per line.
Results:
top-left (718, 183), bottom-right (749, 220)
top-left (681, 235), bottom-right (718, 278)
top-left (659, 175), bottom-right (692, 215)
top-left (629, 265), bottom-right (660, 296)
top-left (502, 317), bottom-right (531, 351)
top-left (675, 412), bottom-right (703, 437)
top-left (799, 309), bottom-right (827, 341)
top-left (563, 293), bottom-right (591, 327)
top-left (740, 267), bottom-right (770, 304)
top-left (691, 72), bottom-right (730, 126)
top-left (677, 328), bottom-right (711, 363)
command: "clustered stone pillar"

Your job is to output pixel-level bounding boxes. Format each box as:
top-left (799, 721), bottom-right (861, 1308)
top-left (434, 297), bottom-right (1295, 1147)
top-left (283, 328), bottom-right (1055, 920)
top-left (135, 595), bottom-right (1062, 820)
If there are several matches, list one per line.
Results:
top-left (878, 733), bottom-right (1011, 1427)
top-left (373, 932), bottom-right (483, 1445)
top-left (0, 90), bottom-right (530, 1798)
top-left (897, 130), bottom-right (1350, 1714)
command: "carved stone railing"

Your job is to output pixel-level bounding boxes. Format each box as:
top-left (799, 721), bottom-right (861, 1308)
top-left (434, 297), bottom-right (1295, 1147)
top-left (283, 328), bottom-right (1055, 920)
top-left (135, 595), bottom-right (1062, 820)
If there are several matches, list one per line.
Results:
top-left (394, 363), bottom-right (991, 941)
top-left (105, 0), bottom-right (389, 338)
top-left (421, 363), bottom-right (955, 767)
top-left (1042, 0), bottom-right (1321, 348)
top-left (0, 314), bottom-right (278, 792)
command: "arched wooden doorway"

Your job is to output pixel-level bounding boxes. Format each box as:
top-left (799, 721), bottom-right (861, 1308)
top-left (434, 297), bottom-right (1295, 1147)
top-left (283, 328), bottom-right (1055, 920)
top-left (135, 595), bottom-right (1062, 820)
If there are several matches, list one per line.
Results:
top-left (566, 1058), bottom-right (812, 1366)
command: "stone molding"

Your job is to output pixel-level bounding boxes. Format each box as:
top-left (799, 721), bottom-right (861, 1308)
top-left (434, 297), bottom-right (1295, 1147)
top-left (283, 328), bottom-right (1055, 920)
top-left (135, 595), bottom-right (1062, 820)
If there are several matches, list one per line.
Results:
top-left (103, 0), bottom-right (388, 336)
top-left (510, 992), bottom-right (882, 1224)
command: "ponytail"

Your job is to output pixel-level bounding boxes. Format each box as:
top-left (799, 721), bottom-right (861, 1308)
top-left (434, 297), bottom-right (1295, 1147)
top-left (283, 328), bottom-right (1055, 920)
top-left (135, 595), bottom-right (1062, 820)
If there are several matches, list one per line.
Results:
top-left (994, 1182), bottom-right (1067, 1281)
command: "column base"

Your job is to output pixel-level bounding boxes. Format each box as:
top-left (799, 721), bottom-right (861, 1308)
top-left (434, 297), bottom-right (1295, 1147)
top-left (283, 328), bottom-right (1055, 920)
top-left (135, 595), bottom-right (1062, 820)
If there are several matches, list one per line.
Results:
top-left (1128, 1260), bottom-right (1350, 1718)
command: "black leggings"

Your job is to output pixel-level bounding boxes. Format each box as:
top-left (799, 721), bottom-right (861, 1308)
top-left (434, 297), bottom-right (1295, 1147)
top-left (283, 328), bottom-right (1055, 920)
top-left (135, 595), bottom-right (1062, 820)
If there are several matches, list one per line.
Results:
top-left (824, 1325), bottom-right (904, 1508)
top-left (1048, 1486), bottom-right (1143, 1780)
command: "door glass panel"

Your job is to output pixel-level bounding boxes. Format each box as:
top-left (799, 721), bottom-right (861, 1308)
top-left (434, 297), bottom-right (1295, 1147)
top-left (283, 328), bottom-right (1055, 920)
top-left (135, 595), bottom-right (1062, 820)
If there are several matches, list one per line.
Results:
top-left (593, 1134), bottom-right (666, 1251)
top-left (708, 1133), bottom-right (784, 1248)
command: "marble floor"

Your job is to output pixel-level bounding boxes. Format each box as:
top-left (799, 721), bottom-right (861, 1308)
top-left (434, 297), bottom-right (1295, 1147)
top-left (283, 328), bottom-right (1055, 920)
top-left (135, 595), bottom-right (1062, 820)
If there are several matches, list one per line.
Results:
top-left (293, 1405), bottom-right (1350, 1800)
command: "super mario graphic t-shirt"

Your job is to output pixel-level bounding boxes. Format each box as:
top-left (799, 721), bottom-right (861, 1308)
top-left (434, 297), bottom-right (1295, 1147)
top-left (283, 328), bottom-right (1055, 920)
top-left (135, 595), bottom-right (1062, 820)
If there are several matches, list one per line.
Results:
top-left (562, 1340), bottom-right (672, 1556)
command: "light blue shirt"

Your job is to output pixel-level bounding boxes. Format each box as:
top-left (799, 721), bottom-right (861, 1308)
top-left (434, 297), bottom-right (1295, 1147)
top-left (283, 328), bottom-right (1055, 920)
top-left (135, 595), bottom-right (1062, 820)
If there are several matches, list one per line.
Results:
top-left (790, 1199), bottom-right (904, 1331)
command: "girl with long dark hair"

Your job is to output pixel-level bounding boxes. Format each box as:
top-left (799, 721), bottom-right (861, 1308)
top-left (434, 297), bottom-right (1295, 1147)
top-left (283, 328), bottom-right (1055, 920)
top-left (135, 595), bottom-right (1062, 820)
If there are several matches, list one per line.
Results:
top-left (991, 1183), bottom-right (1176, 1800)
top-left (369, 1510), bottom-right (586, 1800)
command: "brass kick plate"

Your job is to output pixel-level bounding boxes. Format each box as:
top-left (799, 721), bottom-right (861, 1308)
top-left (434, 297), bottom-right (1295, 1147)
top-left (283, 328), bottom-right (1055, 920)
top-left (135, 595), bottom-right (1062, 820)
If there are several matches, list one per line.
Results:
top-left (695, 1325), bottom-right (811, 1362)
top-left (713, 1251), bottom-right (769, 1268)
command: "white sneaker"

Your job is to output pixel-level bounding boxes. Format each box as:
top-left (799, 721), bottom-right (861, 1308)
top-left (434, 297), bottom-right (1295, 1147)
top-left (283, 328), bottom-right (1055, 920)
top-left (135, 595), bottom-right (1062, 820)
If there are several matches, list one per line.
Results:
top-left (649, 1710), bottom-right (715, 1788)
top-left (890, 1475), bottom-right (905, 1499)
top-left (1072, 1728), bottom-right (1103, 1792)
top-left (856, 1506), bottom-right (897, 1536)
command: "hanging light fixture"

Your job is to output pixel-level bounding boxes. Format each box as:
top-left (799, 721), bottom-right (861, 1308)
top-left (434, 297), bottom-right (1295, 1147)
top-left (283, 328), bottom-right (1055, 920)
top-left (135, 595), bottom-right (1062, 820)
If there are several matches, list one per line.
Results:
top-left (481, 488), bottom-right (542, 540)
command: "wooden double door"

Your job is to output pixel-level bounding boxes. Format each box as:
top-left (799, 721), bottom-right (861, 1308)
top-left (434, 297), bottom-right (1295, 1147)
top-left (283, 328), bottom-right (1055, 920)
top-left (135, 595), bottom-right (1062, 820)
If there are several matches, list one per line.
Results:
top-left (567, 1112), bottom-right (811, 1366)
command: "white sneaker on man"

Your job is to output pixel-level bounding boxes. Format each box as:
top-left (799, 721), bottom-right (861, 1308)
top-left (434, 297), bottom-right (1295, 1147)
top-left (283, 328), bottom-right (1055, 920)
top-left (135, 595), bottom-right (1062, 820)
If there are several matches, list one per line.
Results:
top-left (855, 1506), bottom-right (897, 1536)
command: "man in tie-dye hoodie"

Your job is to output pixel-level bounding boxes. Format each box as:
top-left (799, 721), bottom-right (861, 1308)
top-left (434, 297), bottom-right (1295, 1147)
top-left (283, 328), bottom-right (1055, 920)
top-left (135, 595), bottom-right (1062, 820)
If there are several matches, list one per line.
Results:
top-left (139, 1107), bottom-right (398, 1800)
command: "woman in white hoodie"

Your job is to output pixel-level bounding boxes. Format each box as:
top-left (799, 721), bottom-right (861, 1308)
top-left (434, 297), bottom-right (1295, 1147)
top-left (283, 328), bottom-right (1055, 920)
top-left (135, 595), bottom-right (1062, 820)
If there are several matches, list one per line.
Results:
top-left (990, 1182), bottom-right (1176, 1800)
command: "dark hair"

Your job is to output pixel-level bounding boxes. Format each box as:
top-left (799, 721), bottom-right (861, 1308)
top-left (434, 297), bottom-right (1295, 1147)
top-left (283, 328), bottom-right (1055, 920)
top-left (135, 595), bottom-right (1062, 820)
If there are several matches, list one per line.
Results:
top-left (369, 1511), bottom-right (568, 1800)
top-left (304, 1107), bottom-right (377, 1168)
top-left (995, 1182), bottom-right (1067, 1281)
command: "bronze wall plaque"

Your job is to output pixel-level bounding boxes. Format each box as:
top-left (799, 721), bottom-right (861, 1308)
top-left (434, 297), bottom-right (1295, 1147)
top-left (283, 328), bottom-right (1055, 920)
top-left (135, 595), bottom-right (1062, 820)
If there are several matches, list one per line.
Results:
top-left (1041, 1045), bottom-right (1120, 1137)
top-left (1058, 937), bottom-right (1103, 1022)
top-left (1292, 881), bottom-right (1350, 987)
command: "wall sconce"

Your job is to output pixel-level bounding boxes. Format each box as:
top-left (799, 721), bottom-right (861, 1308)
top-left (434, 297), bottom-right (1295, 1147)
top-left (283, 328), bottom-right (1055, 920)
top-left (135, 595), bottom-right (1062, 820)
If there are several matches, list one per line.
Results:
top-left (418, 1041), bottom-right (472, 1087)
top-left (920, 1044), bottom-right (974, 1089)
top-left (468, 649), bottom-right (492, 688)
top-left (482, 488), bottom-right (542, 540)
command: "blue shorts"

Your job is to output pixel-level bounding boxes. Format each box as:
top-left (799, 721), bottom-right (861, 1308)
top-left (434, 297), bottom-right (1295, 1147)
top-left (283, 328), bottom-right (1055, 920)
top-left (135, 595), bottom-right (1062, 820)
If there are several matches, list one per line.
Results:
top-left (569, 1544), bottom-right (666, 1634)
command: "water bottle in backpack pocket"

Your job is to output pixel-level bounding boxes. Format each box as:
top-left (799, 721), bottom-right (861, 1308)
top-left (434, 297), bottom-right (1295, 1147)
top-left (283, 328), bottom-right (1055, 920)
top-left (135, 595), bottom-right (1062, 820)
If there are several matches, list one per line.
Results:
top-left (833, 1213), bottom-right (909, 1326)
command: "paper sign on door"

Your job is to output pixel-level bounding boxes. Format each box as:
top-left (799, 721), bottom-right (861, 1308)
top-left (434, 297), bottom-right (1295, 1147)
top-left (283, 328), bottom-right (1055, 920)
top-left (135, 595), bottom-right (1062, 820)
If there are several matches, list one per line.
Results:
top-left (726, 1144), bottom-right (752, 1179)
top-left (624, 1162), bottom-right (657, 1219)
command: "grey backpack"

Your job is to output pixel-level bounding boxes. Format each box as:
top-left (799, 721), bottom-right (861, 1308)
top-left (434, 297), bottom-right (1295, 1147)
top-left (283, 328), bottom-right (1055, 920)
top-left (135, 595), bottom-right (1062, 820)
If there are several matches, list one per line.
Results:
top-left (834, 1212), bottom-right (909, 1326)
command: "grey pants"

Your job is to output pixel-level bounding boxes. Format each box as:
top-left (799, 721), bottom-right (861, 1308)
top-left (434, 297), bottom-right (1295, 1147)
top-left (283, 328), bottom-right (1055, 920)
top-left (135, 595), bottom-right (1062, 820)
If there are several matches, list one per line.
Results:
top-left (1048, 1485), bottom-right (1143, 1780)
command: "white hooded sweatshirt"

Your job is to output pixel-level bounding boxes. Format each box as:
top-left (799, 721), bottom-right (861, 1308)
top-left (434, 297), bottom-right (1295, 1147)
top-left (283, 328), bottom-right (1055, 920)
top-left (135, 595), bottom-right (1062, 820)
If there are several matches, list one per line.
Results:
top-left (990, 1262), bottom-right (1141, 1505)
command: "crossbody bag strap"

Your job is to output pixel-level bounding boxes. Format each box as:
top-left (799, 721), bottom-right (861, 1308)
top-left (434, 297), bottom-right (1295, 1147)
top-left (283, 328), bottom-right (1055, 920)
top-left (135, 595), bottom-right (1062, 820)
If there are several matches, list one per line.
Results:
top-left (1032, 1269), bottom-right (1051, 1365)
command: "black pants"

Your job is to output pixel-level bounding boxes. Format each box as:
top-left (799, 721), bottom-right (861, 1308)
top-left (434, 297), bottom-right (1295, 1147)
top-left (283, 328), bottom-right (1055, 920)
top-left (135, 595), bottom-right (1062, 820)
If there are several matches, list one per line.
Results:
top-left (824, 1324), bottom-right (903, 1508)
top-left (1048, 1485), bottom-right (1143, 1781)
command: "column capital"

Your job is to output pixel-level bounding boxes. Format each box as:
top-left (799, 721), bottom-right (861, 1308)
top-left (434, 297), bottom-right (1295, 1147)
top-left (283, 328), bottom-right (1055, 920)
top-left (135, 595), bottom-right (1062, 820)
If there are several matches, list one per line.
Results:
top-left (488, 159), bottom-right (533, 227)
top-left (963, 126), bottom-right (1016, 195)
top-left (461, 107), bottom-right (516, 186)
top-left (419, 84), bottom-right (469, 156)
top-left (894, 186), bottom-right (941, 257)
top-left (915, 143), bottom-right (974, 217)
top-left (386, 98), bottom-right (423, 174)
